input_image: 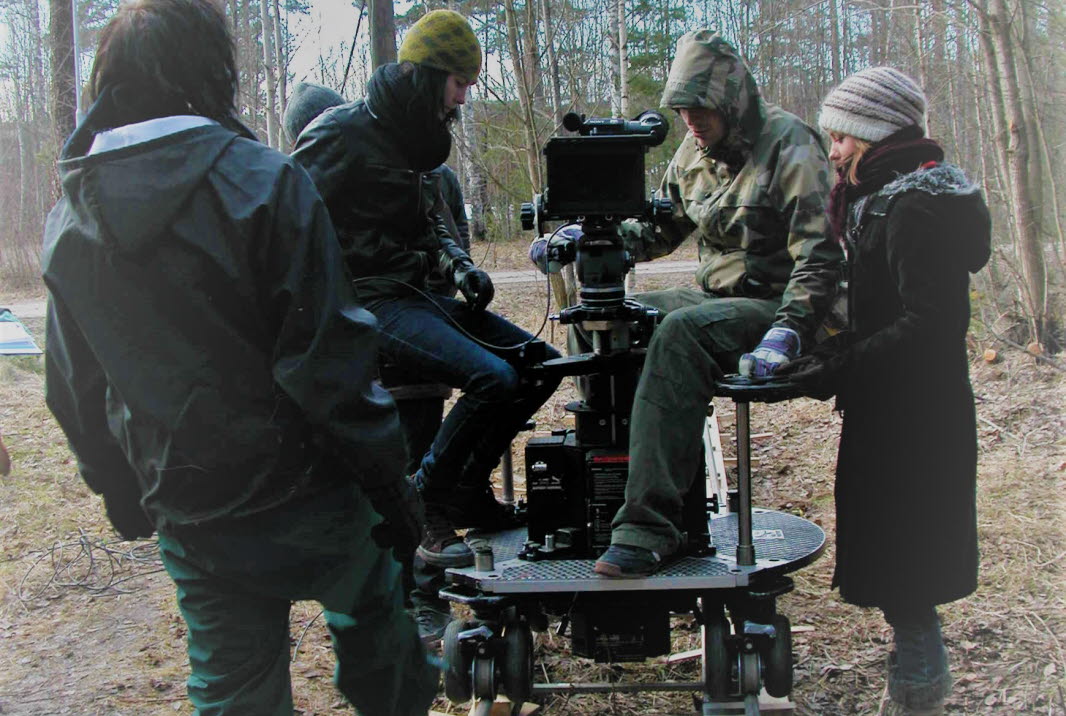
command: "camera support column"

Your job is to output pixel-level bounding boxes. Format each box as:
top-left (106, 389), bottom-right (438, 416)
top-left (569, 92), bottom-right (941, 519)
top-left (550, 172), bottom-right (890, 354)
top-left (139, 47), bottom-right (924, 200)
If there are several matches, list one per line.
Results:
top-left (734, 399), bottom-right (756, 566)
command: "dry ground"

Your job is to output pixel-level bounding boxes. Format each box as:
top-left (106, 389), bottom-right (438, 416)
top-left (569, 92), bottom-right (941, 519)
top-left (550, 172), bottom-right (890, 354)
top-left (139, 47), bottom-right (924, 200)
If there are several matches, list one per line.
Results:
top-left (0, 240), bottom-right (1063, 715)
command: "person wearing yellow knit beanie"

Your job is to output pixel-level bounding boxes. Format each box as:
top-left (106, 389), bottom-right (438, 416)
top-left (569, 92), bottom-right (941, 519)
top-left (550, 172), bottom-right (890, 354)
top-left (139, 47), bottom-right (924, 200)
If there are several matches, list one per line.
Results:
top-left (292, 7), bottom-right (561, 633)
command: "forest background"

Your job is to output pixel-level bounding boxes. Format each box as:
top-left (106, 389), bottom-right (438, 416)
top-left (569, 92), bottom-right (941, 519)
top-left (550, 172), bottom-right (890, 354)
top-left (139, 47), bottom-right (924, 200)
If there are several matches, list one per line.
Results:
top-left (0, 0), bottom-right (1063, 349)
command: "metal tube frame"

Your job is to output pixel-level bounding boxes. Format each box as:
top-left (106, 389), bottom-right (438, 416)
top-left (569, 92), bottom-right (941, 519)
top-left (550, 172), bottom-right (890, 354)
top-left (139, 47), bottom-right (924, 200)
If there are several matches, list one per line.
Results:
top-left (735, 401), bottom-right (755, 566)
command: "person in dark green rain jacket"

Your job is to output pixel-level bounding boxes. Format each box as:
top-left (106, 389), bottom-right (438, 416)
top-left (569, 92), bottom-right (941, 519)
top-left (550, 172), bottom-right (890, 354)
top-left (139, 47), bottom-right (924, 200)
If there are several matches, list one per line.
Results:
top-left (41, 2), bottom-right (437, 714)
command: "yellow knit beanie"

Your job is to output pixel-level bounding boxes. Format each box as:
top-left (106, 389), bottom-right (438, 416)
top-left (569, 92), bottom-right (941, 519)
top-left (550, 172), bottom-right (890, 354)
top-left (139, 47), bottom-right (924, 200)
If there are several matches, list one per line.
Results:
top-left (398, 10), bottom-right (482, 82)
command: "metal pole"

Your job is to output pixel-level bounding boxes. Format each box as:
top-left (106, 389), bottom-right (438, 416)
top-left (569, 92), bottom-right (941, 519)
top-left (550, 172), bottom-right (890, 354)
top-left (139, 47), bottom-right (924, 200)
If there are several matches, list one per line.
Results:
top-left (500, 446), bottom-right (515, 505)
top-left (72, 0), bottom-right (84, 124)
top-left (531, 681), bottom-right (703, 695)
top-left (735, 401), bottom-right (755, 566)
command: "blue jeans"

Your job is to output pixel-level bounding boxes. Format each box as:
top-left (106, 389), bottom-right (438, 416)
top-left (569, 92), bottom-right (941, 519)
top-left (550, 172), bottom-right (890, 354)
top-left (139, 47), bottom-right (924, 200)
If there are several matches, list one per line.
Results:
top-left (368, 294), bottom-right (561, 497)
top-left (883, 604), bottom-right (952, 709)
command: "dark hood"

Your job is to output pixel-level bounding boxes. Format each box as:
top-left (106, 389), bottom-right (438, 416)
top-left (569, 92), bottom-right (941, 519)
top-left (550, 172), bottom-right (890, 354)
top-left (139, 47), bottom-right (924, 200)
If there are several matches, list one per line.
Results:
top-left (365, 62), bottom-right (452, 171)
top-left (877, 163), bottom-right (992, 274)
top-left (660, 30), bottom-right (767, 160)
top-left (56, 125), bottom-right (238, 258)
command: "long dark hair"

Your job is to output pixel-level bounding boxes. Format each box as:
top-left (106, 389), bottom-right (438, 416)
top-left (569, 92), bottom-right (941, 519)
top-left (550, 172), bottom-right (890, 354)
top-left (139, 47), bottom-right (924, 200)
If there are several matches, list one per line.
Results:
top-left (88, 0), bottom-right (238, 124)
top-left (401, 61), bottom-right (459, 124)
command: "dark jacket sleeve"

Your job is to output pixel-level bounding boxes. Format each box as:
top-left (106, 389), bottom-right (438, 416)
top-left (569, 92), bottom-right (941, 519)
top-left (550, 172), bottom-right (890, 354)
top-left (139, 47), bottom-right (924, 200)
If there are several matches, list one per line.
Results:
top-left (45, 295), bottom-right (154, 538)
top-left (437, 165), bottom-right (470, 251)
top-left (290, 112), bottom-right (354, 209)
top-left (768, 131), bottom-right (842, 346)
top-left (265, 161), bottom-right (407, 488)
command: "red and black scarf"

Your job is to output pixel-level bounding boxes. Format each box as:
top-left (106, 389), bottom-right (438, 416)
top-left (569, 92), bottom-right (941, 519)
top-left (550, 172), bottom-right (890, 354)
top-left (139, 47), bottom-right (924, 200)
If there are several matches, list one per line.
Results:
top-left (828, 126), bottom-right (944, 242)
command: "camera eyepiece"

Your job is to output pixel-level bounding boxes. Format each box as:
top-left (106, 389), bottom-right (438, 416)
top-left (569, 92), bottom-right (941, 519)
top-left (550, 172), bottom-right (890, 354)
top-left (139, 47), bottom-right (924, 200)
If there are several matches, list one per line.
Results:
top-left (562, 111), bottom-right (668, 146)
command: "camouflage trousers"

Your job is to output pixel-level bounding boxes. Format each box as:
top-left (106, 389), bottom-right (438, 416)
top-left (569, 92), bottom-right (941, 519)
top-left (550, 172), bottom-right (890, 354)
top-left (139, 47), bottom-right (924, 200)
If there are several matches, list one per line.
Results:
top-left (610, 287), bottom-right (778, 555)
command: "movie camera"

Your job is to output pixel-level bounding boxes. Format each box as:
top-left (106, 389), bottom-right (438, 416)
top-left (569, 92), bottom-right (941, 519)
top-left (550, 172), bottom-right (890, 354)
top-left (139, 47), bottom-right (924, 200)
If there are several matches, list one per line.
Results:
top-left (439, 111), bottom-right (825, 715)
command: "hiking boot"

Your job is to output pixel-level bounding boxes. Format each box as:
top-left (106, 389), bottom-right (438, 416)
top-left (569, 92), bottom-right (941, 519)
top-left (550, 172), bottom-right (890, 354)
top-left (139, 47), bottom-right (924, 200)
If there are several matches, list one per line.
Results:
top-left (444, 485), bottom-right (523, 531)
top-left (411, 604), bottom-right (451, 649)
top-left (416, 502), bottom-right (474, 568)
top-left (593, 544), bottom-right (669, 578)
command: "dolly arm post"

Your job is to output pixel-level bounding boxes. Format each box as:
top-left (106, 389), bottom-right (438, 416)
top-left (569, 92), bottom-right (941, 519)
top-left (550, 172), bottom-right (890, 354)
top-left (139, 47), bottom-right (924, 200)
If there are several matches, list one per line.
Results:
top-left (735, 400), bottom-right (756, 566)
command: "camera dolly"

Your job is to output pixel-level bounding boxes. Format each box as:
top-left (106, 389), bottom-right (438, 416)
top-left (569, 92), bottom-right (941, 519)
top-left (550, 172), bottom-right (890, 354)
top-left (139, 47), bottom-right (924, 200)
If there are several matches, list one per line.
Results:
top-left (440, 377), bottom-right (825, 716)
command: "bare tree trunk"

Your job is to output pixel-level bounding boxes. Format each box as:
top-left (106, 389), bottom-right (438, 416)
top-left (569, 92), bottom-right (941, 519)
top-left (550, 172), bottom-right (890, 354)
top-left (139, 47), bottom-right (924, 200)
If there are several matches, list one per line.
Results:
top-left (608, 0), bottom-right (620, 117)
top-left (989, 0), bottom-right (1046, 343)
top-left (370, 0), bottom-right (396, 69)
top-left (260, 0), bottom-right (278, 148)
top-left (273, 0), bottom-right (288, 146)
top-left (540, 0), bottom-right (564, 129)
top-left (618, 0), bottom-right (629, 117)
top-left (48, 0), bottom-right (76, 165)
top-left (504, 0), bottom-right (541, 190)
top-left (829, 0), bottom-right (841, 84)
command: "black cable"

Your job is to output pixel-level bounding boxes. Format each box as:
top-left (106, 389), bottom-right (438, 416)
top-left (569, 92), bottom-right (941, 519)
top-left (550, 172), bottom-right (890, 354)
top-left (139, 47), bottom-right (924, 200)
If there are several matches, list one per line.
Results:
top-left (341, 1), bottom-right (367, 93)
top-left (350, 263), bottom-right (554, 353)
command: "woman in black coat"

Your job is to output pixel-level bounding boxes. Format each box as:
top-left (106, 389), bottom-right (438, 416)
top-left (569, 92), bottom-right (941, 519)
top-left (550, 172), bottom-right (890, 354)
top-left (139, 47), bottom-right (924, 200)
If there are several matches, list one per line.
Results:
top-left (782, 67), bottom-right (990, 715)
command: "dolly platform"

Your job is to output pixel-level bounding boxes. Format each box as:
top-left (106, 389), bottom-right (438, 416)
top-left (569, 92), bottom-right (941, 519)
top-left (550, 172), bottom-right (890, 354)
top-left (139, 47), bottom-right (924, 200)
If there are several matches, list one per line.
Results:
top-left (440, 378), bottom-right (824, 716)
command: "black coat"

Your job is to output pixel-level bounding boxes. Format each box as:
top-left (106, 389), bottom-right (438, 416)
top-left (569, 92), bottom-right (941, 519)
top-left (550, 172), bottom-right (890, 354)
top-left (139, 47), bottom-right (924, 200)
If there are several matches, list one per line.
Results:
top-left (824, 164), bottom-right (990, 609)
top-left (292, 64), bottom-right (470, 303)
top-left (43, 100), bottom-right (405, 533)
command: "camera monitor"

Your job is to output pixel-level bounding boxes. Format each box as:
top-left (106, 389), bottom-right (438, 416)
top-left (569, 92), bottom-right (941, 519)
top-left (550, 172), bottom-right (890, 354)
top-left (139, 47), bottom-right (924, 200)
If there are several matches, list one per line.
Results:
top-left (542, 135), bottom-right (647, 219)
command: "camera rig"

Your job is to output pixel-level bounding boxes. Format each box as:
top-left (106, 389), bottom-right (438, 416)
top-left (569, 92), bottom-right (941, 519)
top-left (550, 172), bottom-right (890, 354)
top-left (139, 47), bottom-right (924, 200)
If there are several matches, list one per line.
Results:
top-left (516, 110), bottom-right (714, 558)
top-left (440, 111), bottom-right (826, 716)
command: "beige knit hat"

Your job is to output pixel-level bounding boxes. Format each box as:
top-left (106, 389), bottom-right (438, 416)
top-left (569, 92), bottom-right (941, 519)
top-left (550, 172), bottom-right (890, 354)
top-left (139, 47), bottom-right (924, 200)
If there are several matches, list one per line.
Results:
top-left (398, 10), bottom-right (482, 82)
top-left (819, 66), bottom-right (927, 142)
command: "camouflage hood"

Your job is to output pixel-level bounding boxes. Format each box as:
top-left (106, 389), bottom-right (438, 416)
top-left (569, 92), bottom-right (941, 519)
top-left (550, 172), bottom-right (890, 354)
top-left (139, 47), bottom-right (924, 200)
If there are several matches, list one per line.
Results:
top-left (661, 31), bottom-right (767, 155)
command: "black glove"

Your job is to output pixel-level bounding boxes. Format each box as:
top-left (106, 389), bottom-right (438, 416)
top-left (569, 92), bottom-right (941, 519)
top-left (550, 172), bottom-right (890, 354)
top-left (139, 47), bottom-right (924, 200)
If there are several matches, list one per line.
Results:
top-left (102, 487), bottom-right (155, 540)
top-left (365, 476), bottom-right (425, 561)
top-left (454, 264), bottom-right (495, 312)
top-left (775, 355), bottom-right (836, 401)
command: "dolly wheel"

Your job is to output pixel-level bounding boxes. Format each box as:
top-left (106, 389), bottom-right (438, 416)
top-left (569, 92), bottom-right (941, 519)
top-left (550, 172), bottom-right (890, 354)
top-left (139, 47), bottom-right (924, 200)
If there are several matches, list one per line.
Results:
top-left (763, 615), bottom-right (793, 697)
top-left (443, 619), bottom-right (475, 703)
top-left (740, 651), bottom-right (761, 696)
top-left (703, 614), bottom-right (731, 699)
top-left (501, 621), bottom-right (533, 704)
top-left (473, 654), bottom-right (497, 701)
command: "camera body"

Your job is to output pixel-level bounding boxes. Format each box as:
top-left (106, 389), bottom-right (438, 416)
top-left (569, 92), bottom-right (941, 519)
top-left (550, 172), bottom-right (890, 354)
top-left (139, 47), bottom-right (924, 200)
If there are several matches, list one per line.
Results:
top-left (519, 111), bottom-right (711, 561)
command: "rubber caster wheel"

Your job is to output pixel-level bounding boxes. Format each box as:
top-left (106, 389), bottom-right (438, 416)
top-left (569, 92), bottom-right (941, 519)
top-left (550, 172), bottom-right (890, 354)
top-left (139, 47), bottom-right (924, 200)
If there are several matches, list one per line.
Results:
top-left (703, 614), bottom-right (731, 699)
top-left (740, 651), bottom-right (761, 696)
top-left (763, 615), bottom-right (793, 697)
top-left (443, 619), bottom-right (475, 703)
top-left (472, 654), bottom-right (497, 701)
top-left (501, 621), bottom-right (533, 704)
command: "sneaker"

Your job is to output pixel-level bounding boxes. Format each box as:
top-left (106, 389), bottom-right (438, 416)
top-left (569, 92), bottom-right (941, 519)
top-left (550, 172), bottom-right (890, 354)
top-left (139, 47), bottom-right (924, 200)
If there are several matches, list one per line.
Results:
top-left (445, 485), bottom-right (523, 531)
top-left (593, 544), bottom-right (667, 578)
top-left (417, 502), bottom-right (474, 568)
top-left (411, 605), bottom-right (451, 649)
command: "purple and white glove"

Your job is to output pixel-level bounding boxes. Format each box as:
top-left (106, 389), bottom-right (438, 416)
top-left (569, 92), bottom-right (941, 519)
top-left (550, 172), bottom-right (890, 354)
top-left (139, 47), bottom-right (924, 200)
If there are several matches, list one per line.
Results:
top-left (739, 327), bottom-right (801, 378)
top-left (528, 224), bottom-right (581, 274)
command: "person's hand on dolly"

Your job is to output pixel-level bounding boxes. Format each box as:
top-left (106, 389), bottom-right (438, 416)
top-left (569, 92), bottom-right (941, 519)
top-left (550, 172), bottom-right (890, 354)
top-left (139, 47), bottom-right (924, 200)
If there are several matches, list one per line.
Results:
top-left (528, 224), bottom-right (580, 274)
top-left (738, 326), bottom-right (801, 378)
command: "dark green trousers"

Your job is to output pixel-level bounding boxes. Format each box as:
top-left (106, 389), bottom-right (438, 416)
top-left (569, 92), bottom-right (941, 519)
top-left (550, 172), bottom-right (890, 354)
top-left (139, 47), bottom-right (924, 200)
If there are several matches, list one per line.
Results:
top-left (610, 287), bottom-right (778, 554)
top-left (158, 482), bottom-right (438, 716)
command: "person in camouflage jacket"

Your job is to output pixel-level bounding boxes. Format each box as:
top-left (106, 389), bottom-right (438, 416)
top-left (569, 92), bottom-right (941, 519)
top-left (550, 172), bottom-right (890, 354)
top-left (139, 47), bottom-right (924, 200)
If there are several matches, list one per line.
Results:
top-left (592, 30), bottom-right (843, 577)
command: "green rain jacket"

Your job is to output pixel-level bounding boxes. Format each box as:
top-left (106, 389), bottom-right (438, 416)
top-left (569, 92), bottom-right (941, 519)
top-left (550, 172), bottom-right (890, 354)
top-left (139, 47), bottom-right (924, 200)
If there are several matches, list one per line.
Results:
top-left (42, 110), bottom-right (406, 533)
top-left (622, 31), bottom-right (841, 344)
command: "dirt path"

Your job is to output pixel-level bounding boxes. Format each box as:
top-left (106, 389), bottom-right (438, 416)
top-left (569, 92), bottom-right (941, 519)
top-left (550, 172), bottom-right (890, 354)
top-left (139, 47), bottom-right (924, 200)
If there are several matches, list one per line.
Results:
top-left (1, 274), bottom-right (1062, 715)
top-left (4, 261), bottom-right (701, 319)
